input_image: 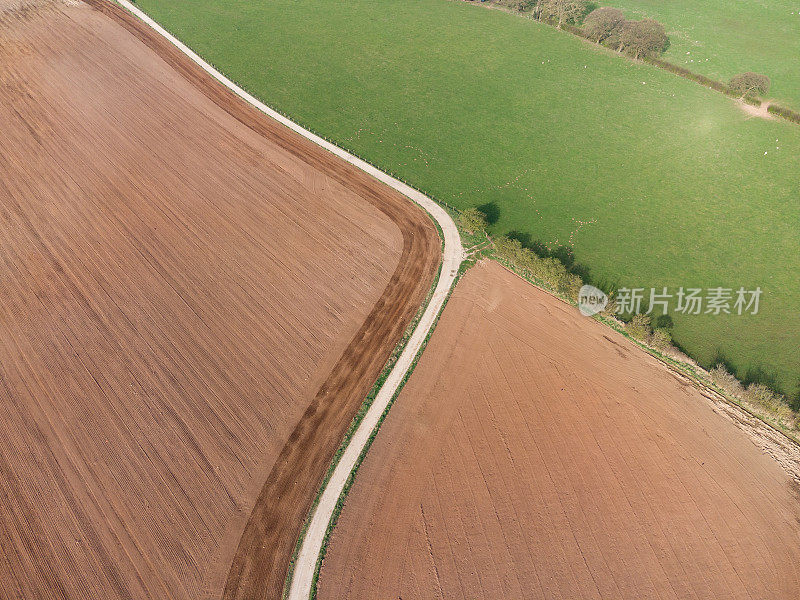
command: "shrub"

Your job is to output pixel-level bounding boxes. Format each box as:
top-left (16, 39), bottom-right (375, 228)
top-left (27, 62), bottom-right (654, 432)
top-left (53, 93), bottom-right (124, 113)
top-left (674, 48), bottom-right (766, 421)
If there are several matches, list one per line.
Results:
top-left (583, 7), bottom-right (624, 43)
top-left (709, 366), bottom-right (797, 429)
top-left (532, 256), bottom-right (565, 284)
top-left (562, 22), bottom-right (591, 38)
top-left (495, 0), bottom-right (537, 11)
top-left (617, 18), bottom-right (668, 59)
top-left (767, 103), bottom-right (800, 124)
top-left (536, 0), bottom-right (590, 28)
top-left (649, 327), bottom-right (672, 351)
top-left (729, 72), bottom-right (770, 98)
top-left (743, 383), bottom-right (796, 428)
top-left (709, 364), bottom-right (744, 397)
top-left (458, 207), bottom-right (488, 234)
top-left (493, 236), bottom-right (586, 301)
top-left (490, 0), bottom-right (536, 12)
top-left (557, 272), bottom-right (583, 301)
top-left (600, 291), bottom-right (618, 317)
top-left (626, 313), bottom-right (651, 340)
top-left (493, 236), bottom-right (525, 262)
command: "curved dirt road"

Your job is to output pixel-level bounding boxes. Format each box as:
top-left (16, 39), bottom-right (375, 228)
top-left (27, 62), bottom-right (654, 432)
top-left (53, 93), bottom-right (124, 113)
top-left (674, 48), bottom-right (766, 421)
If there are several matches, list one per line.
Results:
top-left (100, 1), bottom-right (463, 598)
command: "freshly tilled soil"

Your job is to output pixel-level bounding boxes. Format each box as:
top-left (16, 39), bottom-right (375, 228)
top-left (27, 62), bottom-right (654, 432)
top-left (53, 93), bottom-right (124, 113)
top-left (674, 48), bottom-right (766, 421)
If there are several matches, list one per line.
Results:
top-left (0, 1), bottom-right (440, 598)
top-left (319, 261), bottom-right (800, 600)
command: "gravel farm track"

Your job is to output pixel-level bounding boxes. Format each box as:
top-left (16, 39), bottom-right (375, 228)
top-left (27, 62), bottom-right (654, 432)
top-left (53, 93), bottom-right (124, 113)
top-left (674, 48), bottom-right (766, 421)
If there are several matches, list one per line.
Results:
top-left (319, 261), bottom-right (800, 600)
top-left (0, 0), bottom-right (439, 598)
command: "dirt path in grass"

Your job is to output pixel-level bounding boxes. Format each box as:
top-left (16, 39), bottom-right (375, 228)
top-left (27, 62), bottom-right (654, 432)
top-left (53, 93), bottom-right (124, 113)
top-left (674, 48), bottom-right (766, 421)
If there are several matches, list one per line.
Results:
top-left (738, 99), bottom-right (774, 120)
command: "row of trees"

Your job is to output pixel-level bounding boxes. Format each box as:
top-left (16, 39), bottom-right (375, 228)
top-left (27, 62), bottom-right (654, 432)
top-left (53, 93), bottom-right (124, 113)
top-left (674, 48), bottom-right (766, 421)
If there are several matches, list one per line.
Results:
top-left (584, 7), bottom-right (666, 57)
top-left (535, 0), bottom-right (589, 29)
top-left (486, 1), bottom-right (772, 97)
top-left (458, 209), bottom-right (584, 299)
top-left (490, 1), bottom-right (669, 59)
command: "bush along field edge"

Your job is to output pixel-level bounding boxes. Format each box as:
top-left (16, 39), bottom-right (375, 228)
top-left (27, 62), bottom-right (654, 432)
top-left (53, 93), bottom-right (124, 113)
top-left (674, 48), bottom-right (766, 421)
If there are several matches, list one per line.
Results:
top-left (455, 206), bottom-right (800, 440)
top-left (463, 0), bottom-right (800, 124)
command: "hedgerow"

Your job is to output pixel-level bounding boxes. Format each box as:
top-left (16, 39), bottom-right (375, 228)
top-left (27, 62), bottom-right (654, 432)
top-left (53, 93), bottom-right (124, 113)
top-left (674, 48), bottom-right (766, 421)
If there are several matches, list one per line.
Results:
top-left (767, 104), bottom-right (800, 124)
top-left (469, 2), bottom-right (800, 123)
top-left (489, 229), bottom-right (799, 435)
top-left (710, 365), bottom-right (798, 430)
top-left (645, 57), bottom-right (734, 95)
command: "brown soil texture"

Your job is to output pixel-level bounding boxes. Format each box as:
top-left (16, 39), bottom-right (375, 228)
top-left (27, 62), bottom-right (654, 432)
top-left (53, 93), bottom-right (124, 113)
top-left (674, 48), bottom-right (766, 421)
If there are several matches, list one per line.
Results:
top-left (0, 1), bottom-right (439, 599)
top-left (319, 260), bottom-right (800, 600)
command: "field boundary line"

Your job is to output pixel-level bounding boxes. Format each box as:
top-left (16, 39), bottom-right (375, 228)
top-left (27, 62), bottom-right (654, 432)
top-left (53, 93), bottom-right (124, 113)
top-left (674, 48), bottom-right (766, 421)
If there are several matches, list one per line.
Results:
top-left (108, 1), bottom-right (463, 598)
top-left (489, 257), bottom-right (800, 474)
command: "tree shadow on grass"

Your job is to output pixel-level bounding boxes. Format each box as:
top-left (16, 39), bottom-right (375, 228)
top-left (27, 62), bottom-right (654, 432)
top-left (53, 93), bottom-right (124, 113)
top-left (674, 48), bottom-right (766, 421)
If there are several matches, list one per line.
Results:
top-left (710, 350), bottom-right (736, 375)
top-left (505, 229), bottom-right (614, 292)
top-left (710, 350), bottom-right (790, 398)
top-left (657, 314), bottom-right (675, 328)
top-left (476, 201), bottom-right (501, 226)
top-left (743, 365), bottom-right (781, 392)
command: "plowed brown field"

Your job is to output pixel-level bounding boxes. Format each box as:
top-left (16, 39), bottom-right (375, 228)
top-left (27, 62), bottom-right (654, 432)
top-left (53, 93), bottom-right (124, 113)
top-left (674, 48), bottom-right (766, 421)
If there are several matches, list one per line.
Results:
top-left (319, 261), bottom-right (800, 600)
top-left (0, 1), bottom-right (439, 599)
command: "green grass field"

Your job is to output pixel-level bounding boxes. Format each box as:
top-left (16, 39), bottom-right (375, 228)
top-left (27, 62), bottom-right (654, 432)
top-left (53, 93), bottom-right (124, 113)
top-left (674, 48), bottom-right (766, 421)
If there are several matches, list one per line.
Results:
top-left (133, 0), bottom-right (800, 397)
top-left (605, 0), bottom-right (800, 110)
